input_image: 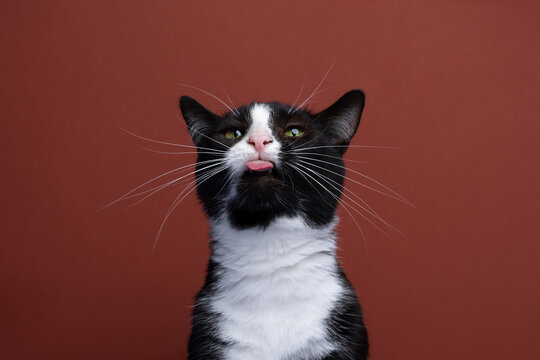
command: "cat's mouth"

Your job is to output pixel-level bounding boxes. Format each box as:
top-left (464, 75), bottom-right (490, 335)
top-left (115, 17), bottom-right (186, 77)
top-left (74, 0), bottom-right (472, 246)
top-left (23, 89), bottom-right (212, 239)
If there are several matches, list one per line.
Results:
top-left (245, 160), bottom-right (274, 172)
top-left (242, 160), bottom-right (279, 180)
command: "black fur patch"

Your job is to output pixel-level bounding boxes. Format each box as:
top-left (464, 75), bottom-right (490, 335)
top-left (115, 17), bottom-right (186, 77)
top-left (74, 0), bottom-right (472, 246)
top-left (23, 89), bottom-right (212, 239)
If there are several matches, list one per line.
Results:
top-left (187, 259), bottom-right (228, 360)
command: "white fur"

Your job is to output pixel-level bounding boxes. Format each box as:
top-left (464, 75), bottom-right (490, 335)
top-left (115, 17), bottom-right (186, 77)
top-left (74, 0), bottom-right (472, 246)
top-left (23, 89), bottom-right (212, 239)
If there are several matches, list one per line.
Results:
top-left (225, 103), bottom-right (281, 177)
top-left (250, 103), bottom-right (272, 130)
top-left (209, 216), bottom-right (343, 360)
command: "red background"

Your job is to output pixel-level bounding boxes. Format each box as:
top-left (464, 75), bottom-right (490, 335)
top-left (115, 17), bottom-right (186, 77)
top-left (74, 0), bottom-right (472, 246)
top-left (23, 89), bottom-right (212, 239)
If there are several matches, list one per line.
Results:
top-left (2, 1), bottom-right (539, 359)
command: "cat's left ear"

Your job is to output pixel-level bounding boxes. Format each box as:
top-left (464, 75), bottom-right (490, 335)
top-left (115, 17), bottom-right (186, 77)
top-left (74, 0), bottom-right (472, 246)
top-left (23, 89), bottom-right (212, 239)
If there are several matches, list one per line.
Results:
top-left (179, 96), bottom-right (220, 145)
top-left (316, 90), bottom-right (365, 153)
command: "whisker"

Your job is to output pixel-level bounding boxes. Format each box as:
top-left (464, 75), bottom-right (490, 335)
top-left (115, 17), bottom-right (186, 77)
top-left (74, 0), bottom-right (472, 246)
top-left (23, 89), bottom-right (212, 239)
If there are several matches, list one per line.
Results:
top-left (295, 160), bottom-right (401, 235)
top-left (295, 155), bottom-right (413, 206)
top-left (288, 164), bottom-right (328, 201)
top-left (294, 162), bottom-right (390, 236)
top-left (116, 125), bottom-right (217, 151)
top-left (294, 159), bottom-right (382, 218)
top-left (131, 153), bottom-right (241, 201)
top-left (338, 201), bottom-right (369, 256)
top-left (288, 76), bottom-right (306, 114)
top-left (292, 144), bottom-right (400, 151)
top-left (173, 82), bottom-right (237, 115)
top-left (294, 61), bottom-right (335, 112)
top-left (286, 151), bottom-right (368, 164)
top-left (221, 85), bottom-right (240, 116)
top-left (214, 169), bottom-right (237, 199)
top-left (142, 148), bottom-right (225, 156)
top-left (153, 165), bottom-right (227, 251)
top-left (168, 175), bottom-right (200, 192)
top-left (280, 166), bottom-right (296, 193)
top-left (127, 161), bottom-right (227, 207)
top-left (101, 158), bottom-right (224, 210)
top-left (296, 86), bottom-right (334, 109)
top-left (178, 115), bottom-right (231, 150)
top-left (288, 163), bottom-right (369, 252)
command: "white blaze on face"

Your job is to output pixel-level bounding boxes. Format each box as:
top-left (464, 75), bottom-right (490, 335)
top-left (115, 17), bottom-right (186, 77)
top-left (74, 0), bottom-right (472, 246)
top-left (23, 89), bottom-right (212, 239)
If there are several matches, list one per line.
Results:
top-left (225, 103), bottom-right (281, 176)
top-left (249, 103), bottom-right (272, 133)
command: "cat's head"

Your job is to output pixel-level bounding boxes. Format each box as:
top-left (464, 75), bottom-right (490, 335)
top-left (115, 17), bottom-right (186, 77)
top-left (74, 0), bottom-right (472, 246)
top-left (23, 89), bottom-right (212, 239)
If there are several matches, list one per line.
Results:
top-left (180, 90), bottom-right (365, 229)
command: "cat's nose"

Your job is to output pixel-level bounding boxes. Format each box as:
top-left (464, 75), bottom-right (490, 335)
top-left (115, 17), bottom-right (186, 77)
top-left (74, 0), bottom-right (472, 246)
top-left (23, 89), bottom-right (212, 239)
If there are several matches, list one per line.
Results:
top-left (248, 130), bottom-right (273, 152)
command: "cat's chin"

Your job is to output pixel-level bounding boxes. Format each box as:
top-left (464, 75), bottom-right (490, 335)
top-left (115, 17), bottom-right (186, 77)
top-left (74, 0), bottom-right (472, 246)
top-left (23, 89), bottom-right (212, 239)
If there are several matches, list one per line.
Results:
top-left (224, 167), bottom-right (291, 228)
top-left (238, 167), bottom-right (281, 193)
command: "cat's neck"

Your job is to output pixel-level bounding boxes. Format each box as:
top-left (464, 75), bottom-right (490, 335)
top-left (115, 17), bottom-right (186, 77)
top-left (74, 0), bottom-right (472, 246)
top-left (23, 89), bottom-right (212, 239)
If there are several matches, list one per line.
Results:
top-left (209, 216), bottom-right (338, 275)
top-left (206, 216), bottom-right (345, 360)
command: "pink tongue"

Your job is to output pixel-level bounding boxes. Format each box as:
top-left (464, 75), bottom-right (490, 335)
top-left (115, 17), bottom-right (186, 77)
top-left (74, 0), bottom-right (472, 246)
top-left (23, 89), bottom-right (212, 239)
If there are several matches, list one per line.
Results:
top-left (246, 160), bottom-right (274, 172)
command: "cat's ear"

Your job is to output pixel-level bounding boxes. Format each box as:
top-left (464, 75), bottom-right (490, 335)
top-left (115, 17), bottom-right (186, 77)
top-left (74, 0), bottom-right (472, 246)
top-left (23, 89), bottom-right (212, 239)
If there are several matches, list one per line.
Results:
top-left (316, 90), bottom-right (365, 153)
top-left (179, 96), bottom-right (220, 145)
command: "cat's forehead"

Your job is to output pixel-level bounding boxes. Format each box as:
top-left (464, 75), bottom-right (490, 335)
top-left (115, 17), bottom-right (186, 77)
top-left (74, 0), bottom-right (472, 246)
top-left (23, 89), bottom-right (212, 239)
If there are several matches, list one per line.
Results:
top-left (249, 103), bottom-right (272, 129)
top-left (227, 102), bottom-right (312, 129)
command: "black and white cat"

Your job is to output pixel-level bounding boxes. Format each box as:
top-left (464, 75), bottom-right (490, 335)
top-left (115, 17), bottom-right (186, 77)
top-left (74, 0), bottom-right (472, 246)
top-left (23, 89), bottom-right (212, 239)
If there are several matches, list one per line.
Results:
top-left (180, 90), bottom-right (369, 360)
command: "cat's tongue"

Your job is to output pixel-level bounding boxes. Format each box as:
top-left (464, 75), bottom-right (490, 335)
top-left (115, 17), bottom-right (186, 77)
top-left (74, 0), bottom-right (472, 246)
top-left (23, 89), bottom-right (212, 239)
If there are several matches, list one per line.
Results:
top-left (246, 160), bottom-right (274, 172)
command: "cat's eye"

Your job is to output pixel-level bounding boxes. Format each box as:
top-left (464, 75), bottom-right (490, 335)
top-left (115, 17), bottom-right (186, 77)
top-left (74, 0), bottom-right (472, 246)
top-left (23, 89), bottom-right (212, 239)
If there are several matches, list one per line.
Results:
top-left (284, 127), bottom-right (304, 138)
top-left (224, 129), bottom-right (243, 139)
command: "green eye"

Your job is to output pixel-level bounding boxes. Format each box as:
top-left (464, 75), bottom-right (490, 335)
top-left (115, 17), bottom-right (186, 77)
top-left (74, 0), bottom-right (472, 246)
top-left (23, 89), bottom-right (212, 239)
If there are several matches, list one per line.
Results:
top-left (224, 129), bottom-right (242, 139)
top-left (285, 127), bottom-right (304, 137)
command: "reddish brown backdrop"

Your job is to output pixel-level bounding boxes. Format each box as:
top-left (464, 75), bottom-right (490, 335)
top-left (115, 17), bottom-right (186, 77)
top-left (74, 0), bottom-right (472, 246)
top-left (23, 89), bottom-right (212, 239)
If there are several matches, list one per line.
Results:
top-left (2, 1), bottom-right (539, 359)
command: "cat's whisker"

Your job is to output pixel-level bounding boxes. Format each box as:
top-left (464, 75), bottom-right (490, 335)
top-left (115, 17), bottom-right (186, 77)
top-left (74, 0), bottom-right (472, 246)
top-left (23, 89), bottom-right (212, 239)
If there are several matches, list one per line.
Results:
top-left (168, 175), bottom-right (201, 192)
top-left (288, 76), bottom-right (306, 114)
top-left (295, 159), bottom-right (386, 220)
top-left (153, 180), bottom-right (200, 251)
top-left (153, 164), bottom-right (228, 251)
top-left (127, 161), bottom-right (228, 207)
top-left (168, 164), bottom-right (227, 199)
top-left (142, 148), bottom-right (226, 156)
top-left (341, 186), bottom-right (401, 235)
top-left (133, 154), bottom-right (243, 201)
top-left (295, 86), bottom-right (333, 110)
top-left (286, 151), bottom-right (368, 164)
top-left (280, 166), bottom-right (296, 193)
top-left (173, 82), bottom-right (237, 115)
top-left (181, 118), bottom-right (231, 150)
top-left (295, 160), bottom-right (402, 236)
top-left (102, 158), bottom-right (227, 209)
top-left (288, 163), bottom-right (369, 251)
top-left (116, 125), bottom-right (217, 151)
top-left (221, 85), bottom-right (240, 116)
top-left (159, 164), bottom-right (226, 221)
top-left (294, 62), bottom-right (335, 112)
top-left (295, 155), bottom-right (413, 206)
top-left (294, 162), bottom-right (391, 236)
top-left (292, 144), bottom-right (400, 151)
top-left (338, 201), bottom-right (369, 255)
top-left (287, 164), bottom-right (331, 205)
top-left (214, 169), bottom-right (237, 199)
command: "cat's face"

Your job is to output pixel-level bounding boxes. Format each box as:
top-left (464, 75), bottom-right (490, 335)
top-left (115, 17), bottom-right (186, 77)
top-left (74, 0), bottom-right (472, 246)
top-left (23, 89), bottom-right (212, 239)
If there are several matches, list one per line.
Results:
top-left (180, 90), bottom-right (365, 229)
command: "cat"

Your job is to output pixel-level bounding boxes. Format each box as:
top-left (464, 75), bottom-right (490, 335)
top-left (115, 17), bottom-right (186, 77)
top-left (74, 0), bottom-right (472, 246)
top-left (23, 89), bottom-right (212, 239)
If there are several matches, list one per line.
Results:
top-left (180, 90), bottom-right (369, 360)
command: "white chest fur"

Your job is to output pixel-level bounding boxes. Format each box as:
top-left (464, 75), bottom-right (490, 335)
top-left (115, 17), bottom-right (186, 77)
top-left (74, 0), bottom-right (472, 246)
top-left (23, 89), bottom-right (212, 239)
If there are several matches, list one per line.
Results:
top-left (209, 216), bottom-right (344, 360)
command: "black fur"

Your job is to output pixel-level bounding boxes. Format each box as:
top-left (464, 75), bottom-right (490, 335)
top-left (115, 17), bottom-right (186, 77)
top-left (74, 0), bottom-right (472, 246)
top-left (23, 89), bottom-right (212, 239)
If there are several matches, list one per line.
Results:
top-left (181, 90), bottom-right (369, 359)
top-left (187, 259), bottom-right (229, 359)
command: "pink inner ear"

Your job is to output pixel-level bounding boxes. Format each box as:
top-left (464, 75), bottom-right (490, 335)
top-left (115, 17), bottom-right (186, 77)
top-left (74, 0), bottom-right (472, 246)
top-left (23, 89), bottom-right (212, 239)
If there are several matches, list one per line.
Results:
top-left (246, 160), bottom-right (274, 171)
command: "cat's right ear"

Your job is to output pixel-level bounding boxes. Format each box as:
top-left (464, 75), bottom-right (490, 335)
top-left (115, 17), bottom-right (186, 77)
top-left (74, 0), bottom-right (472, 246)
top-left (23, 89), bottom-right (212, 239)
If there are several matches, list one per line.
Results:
top-left (315, 90), bottom-right (365, 154)
top-left (179, 96), bottom-right (220, 145)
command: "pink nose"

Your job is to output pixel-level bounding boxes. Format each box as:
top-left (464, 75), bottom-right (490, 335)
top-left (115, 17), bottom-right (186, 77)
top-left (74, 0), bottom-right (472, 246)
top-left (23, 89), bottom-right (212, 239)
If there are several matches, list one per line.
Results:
top-left (248, 130), bottom-right (272, 152)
